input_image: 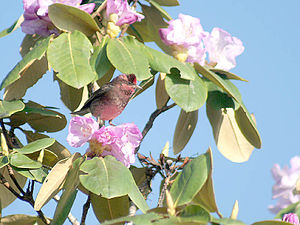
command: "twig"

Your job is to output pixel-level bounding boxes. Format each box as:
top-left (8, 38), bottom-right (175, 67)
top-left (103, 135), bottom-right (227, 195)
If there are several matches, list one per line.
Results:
top-left (91, 0), bottom-right (107, 18)
top-left (80, 195), bottom-right (91, 225)
top-left (54, 195), bottom-right (80, 225)
top-left (6, 165), bottom-right (26, 195)
top-left (0, 119), bottom-right (13, 149)
top-left (135, 103), bottom-right (176, 153)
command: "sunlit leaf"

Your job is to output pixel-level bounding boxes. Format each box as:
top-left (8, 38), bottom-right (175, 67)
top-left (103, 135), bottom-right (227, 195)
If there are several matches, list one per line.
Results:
top-left (9, 153), bottom-right (42, 169)
top-left (0, 214), bottom-right (45, 225)
top-left (206, 105), bottom-right (255, 162)
top-left (47, 31), bottom-right (96, 89)
top-left (173, 109), bottom-right (198, 154)
top-left (91, 194), bottom-right (129, 223)
top-left (210, 68), bottom-right (248, 82)
top-left (170, 152), bottom-right (211, 207)
top-left (0, 15), bottom-right (24, 38)
top-left (0, 36), bottom-right (51, 90)
top-left (179, 204), bottom-right (211, 224)
top-left (51, 158), bottom-right (83, 225)
top-left (165, 73), bottom-right (207, 112)
top-left (48, 3), bottom-right (100, 36)
top-left (30, 167), bottom-right (48, 183)
top-left (34, 153), bottom-right (81, 210)
top-left (151, 0), bottom-right (179, 6)
top-left (0, 100), bottom-right (25, 119)
top-left (102, 212), bottom-right (163, 225)
top-left (252, 221), bottom-right (291, 225)
top-left (16, 138), bottom-right (55, 154)
top-left (107, 37), bottom-right (152, 81)
top-left (79, 156), bottom-right (149, 213)
top-left (155, 73), bottom-right (169, 108)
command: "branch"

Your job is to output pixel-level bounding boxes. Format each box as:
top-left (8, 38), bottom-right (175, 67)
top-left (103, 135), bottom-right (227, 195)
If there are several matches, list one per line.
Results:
top-left (91, 0), bottom-right (107, 18)
top-left (135, 103), bottom-right (176, 154)
top-left (80, 195), bottom-right (91, 225)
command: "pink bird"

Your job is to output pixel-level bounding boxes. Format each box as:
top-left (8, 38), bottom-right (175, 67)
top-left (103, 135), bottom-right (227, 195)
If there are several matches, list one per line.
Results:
top-left (73, 74), bottom-right (140, 125)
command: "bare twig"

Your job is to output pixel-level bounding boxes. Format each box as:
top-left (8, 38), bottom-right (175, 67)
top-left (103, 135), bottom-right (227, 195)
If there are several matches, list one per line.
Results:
top-left (6, 165), bottom-right (26, 195)
top-left (80, 195), bottom-right (91, 225)
top-left (135, 103), bottom-right (176, 154)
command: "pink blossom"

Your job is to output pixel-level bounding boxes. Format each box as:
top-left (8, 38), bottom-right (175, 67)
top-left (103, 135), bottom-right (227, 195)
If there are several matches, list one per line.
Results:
top-left (67, 116), bottom-right (99, 148)
top-left (21, 0), bottom-right (95, 36)
top-left (204, 27), bottom-right (244, 71)
top-left (269, 156), bottom-right (300, 214)
top-left (159, 14), bottom-right (207, 64)
top-left (283, 213), bottom-right (300, 225)
top-left (106, 0), bottom-right (144, 26)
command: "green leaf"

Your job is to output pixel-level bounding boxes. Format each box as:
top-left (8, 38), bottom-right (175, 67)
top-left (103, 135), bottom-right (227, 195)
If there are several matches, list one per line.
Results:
top-left (107, 37), bottom-right (152, 81)
top-left (173, 109), bottom-right (198, 154)
top-left (195, 64), bottom-right (242, 104)
top-left (0, 15), bottom-right (24, 38)
top-left (170, 152), bottom-right (211, 207)
top-left (79, 156), bottom-right (149, 213)
top-left (143, 45), bottom-right (196, 80)
top-left (235, 104), bottom-right (262, 149)
top-left (91, 194), bottom-right (129, 223)
top-left (212, 217), bottom-right (246, 225)
top-left (102, 212), bottom-right (163, 225)
top-left (147, 0), bottom-right (172, 20)
top-left (155, 73), bottom-right (169, 108)
top-left (192, 148), bottom-right (219, 214)
top-left (180, 205), bottom-right (211, 223)
top-left (207, 90), bottom-right (238, 111)
top-left (275, 201), bottom-right (300, 219)
top-left (0, 156), bottom-right (9, 169)
top-left (23, 102), bottom-right (62, 117)
top-left (9, 153), bottom-right (42, 169)
top-left (0, 214), bottom-right (45, 225)
top-left (206, 105), bottom-right (255, 163)
top-left (0, 36), bottom-right (51, 90)
top-left (90, 36), bottom-right (113, 80)
top-left (47, 31), bottom-right (96, 89)
top-left (252, 221), bottom-right (292, 225)
top-left (151, 0), bottom-right (179, 6)
top-left (165, 73), bottom-right (207, 112)
top-left (51, 158), bottom-right (83, 225)
top-left (11, 166), bottom-right (36, 180)
top-left (48, 3), bottom-right (100, 36)
top-left (210, 68), bottom-right (248, 82)
top-left (29, 167), bottom-right (48, 183)
top-left (0, 100), bottom-right (25, 119)
top-left (17, 138), bottom-right (55, 154)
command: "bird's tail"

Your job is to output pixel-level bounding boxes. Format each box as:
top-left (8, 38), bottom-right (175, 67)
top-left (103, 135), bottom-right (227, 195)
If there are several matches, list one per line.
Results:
top-left (71, 107), bottom-right (90, 116)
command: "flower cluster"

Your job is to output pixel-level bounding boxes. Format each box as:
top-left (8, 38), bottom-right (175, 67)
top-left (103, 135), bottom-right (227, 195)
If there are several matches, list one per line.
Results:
top-left (159, 14), bottom-right (244, 71)
top-left (269, 156), bottom-right (300, 214)
top-left (283, 213), bottom-right (300, 225)
top-left (21, 0), bottom-right (95, 36)
top-left (105, 0), bottom-right (144, 38)
top-left (67, 116), bottom-right (142, 168)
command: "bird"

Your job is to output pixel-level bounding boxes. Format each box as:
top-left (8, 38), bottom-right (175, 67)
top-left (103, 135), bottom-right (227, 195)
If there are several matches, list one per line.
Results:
top-left (72, 74), bottom-right (141, 125)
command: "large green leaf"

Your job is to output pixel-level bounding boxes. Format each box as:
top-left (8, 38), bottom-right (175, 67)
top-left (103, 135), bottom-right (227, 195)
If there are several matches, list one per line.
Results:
top-left (0, 214), bottom-right (45, 225)
top-left (29, 167), bottom-right (48, 183)
top-left (206, 105), bottom-right (255, 163)
top-left (0, 15), bottom-right (24, 38)
top-left (151, 0), bottom-right (179, 6)
top-left (106, 37), bottom-right (152, 81)
top-left (146, 0), bottom-right (172, 20)
top-left (179, 205), bottom-right (211, 224)
top-left (275, 201), bottom-right (300, 219)
top-left (91, 194), bottom-right (129, 223)
top-left (48, 3), bottom-right (100, 36)
top-left (143, 45), bottom-right (196, 80)
top-left (235, 104), bottom-right (262, 149)
top-left (252, 221), bottom-right (291, 225)
top-left (51, 158), bottom-right (83, 225)
top-left (165, 73), bottom-right (207, 112)
top-left (0, 100), bottom-right (25, 119)
top-left (195, 64), bottom-right (242, 104)
top-left (170, 152), bottom-right (211, 207)
top-left (16, 138), bottom-right (55, 154)
top-left (173, 109), bottom-right (198, 154)
top-left (79, 156), bottom-right (149, 213)
top-left (47, 31), bottom-right (96, 88)
top-left (90, 36), bottom-right (113, 80)
top-left (0, 36), bottom-right (51, 90)
top-left (212, 217), bottom-right (246, 225)
top-left (210, 68), bottom-right (248, 82)
top-left (9, 153), bottom-right (42, 169)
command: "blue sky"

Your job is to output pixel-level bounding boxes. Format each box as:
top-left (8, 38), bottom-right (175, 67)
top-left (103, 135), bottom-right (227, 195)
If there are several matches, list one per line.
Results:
top-left (1, 0), bottom-right (300, 224)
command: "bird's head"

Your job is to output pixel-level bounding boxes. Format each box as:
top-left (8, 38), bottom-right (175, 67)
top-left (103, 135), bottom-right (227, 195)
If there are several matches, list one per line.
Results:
top-left (113, 74), bottom-right (141, 90)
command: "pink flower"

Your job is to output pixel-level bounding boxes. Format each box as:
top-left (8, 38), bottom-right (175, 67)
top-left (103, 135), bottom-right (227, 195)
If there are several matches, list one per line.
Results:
top-left (159, 14), bottom-right (207, 64)
top-left (283, 213), bottom-right (300, 225)
top-left (106, 0), bottom-right (144, 26)
top-left (204, 27), bottom-right (244, 71)
top-left (67, 116), bottom-right (99, 148)
top-left (21, 0), bottom-right (95, 36)
top-left (269, 156), bottom-right (300, 214)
